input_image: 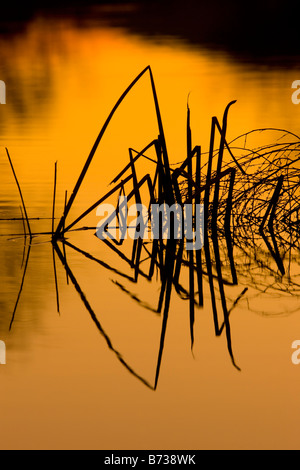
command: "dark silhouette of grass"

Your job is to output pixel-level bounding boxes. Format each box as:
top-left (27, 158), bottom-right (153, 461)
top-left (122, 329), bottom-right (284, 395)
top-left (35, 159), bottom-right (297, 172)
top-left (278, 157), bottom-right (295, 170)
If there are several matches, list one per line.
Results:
top-left (6, 148), bottom-right (32, 240)
top-left (9, 243), bottom-right (31, 330)
top-left (4, 67), bottom-right (300, 387)
top-left (52, 162), bottom-right (58, 237)
top-left (50, 67), bottom-right (242, 372)
top-left (50, 67), bottom-right (300, 375)
top-left (53, 240), bottom-right (155, 390)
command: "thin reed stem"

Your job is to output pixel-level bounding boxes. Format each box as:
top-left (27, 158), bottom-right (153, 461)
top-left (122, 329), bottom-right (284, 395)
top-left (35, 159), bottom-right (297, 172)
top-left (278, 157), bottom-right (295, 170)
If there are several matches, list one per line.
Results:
top-left (52, 161), bottom-right (58, 236)
top-left (6, 148), bottom-right (32, 239)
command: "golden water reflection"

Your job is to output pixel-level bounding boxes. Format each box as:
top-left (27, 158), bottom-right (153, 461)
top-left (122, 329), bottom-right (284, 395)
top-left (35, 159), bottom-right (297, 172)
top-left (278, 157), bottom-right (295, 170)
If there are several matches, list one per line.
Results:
top-left (0, 13), bottom-right (300, 450)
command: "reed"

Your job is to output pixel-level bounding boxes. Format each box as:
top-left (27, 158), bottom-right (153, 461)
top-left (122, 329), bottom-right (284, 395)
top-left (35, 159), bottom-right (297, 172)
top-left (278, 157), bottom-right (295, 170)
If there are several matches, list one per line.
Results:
top-left (52, 161), bottom-right (58, 236)
top-left (9, 244), bottom-right (31, 330)
top-left (52, 69), bottom-right (300, 375)
top-left (53, 240), bottom-right (154, 390)
top-left (5, 67), bottom-right (300, 386)
top-left (6, 148), bottom-right (32, 239)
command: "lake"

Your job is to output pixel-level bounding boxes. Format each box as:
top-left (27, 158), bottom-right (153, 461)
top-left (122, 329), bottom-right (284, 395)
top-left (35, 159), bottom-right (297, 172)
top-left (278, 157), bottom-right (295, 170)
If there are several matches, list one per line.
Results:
top-left (0, 3), bottom-right (300, 450)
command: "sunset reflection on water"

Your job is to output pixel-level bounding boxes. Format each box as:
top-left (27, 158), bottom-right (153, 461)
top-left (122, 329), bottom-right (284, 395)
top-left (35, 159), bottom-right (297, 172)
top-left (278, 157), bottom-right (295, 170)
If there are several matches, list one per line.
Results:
top-left (0, 6), bottom-right (300, 450)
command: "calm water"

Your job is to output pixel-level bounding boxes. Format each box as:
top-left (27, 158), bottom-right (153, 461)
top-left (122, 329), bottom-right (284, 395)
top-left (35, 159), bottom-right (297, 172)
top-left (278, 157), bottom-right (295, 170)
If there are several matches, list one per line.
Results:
top-left (1, 6), bottom-right (300, 450)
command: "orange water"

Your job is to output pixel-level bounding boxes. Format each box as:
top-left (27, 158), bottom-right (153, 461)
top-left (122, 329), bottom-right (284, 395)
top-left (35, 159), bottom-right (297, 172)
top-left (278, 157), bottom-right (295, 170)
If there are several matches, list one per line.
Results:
top-left (0, 10), bottom-right (300, 450)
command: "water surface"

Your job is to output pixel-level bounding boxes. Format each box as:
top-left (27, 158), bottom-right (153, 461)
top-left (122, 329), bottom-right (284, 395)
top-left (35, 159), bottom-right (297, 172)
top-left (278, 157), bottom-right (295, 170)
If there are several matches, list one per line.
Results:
top-left (0, 7), bottom-right (300, 450)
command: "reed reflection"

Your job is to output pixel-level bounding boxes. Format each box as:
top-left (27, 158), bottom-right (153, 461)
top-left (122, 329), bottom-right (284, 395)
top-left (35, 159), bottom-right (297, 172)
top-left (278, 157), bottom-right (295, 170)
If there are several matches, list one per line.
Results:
top-left (4, 67), bottom-right (300, 390)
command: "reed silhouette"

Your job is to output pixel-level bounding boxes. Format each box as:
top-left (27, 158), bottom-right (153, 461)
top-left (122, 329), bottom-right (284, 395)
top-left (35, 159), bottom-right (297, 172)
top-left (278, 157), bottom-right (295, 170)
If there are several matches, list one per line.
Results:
top-left (3, 67), bottom-right (300, 388)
